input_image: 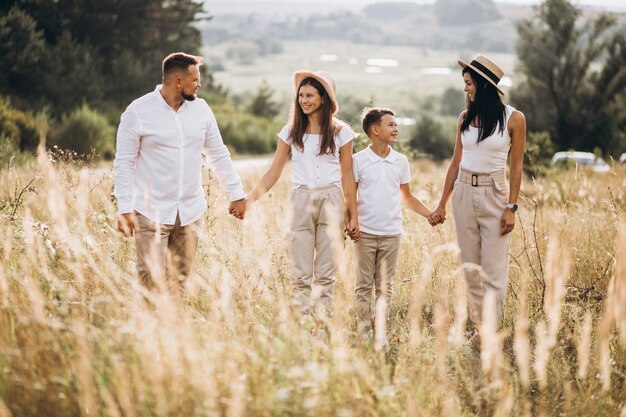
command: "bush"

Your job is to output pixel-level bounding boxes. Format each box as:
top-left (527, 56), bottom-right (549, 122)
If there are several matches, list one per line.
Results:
top-left (214, 103), bottom-right (283, 154)
top-left (52, 104), bottom-right (115, 159)
top-left (408, 115), bottom-right (455, 161)
top-left (0, 96), bottom-right (40, 151)
top-left (524, 130), bottom-right (554, 177)
top-left (440, 87), bottom-right (465, 117)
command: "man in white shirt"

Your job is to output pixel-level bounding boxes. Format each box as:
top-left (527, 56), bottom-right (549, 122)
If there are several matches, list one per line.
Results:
top-left (114, 52), bottom-right (246, 294)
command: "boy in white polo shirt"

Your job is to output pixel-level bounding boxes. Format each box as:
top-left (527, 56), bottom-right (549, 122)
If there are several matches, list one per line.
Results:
top-left (351, 107), bottom-right (434, 343)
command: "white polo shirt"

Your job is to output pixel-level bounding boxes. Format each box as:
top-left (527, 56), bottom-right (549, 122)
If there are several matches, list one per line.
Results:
top-left (114, 85), bottom-right (245, 226)
top-left (278, 123), bottom-right (354, 187)
top-left (353, 146), bottom-right (410, 235)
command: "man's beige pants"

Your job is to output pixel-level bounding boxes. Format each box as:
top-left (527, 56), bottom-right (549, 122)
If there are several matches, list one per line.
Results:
top-left (288, 185), bottom-right (344, 316)
top-left (135, 212), bottom-right (202, 295)
top-left (354, 232), bottom-right (402, 333)
top-left (451, 169), bottom-right (511, 326)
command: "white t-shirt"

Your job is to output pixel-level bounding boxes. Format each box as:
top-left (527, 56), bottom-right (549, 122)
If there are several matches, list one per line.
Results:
top-left (353, 146), bottom-right (410, 235)
top-left (278, 123), bottom-right (354, 187)
top-left (460, 105), bottom-right (516, 173)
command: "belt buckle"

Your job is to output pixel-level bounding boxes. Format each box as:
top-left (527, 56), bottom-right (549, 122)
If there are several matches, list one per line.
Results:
top-left (471, 174), bottom-right (478, 187)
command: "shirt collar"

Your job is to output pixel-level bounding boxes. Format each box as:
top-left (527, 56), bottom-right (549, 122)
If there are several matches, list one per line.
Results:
top-left (154, 84), bottom-right (188, 112)
top-left (365, 145), bottom-right (400, 163)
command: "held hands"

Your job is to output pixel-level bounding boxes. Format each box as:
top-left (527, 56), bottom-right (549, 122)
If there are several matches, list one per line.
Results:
top-left (345, 214), bottom-right (361, 242)
top-left (428, 205), bottom-right (446, 226)
top-left (228, 198), bottom-right (247, 220)
top-left (117, 212), bottom-right (138, 236)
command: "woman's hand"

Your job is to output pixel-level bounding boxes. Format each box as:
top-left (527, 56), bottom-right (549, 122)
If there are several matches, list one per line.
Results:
top-left (500, 209), bottom-right (515, 235)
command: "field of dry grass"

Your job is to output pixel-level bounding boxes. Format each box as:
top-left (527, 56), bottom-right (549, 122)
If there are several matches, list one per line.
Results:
top-left (0, 149), bottom-right (625, 416)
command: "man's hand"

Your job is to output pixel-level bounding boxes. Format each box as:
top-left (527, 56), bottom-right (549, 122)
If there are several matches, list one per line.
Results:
top-left (229, 198), bottom-right (247, 220)
top-left (117, 212), bottom-right (137, 236)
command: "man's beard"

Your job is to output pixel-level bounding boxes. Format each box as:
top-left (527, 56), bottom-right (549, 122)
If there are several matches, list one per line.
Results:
top-left (182, 91), bottom-right (197, 101)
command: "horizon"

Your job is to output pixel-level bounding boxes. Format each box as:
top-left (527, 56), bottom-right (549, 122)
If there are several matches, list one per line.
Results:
top-left (204, 0), bottom-right (626, 13)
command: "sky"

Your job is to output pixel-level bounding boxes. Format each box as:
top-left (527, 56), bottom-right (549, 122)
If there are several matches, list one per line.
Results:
top-left (205, 0), bottom-right (626, 12)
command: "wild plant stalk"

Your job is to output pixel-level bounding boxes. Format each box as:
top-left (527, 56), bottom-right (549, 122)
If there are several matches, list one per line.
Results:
top-left (0, 155), bottom-right (624, 416)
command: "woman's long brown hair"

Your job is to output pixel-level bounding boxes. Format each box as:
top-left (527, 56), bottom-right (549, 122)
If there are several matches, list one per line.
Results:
top-left (289, 77), bottom-right (339, 155)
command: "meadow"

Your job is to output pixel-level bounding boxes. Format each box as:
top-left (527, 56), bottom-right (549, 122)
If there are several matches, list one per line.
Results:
top-left (0, 149), bottom-right (625, 416)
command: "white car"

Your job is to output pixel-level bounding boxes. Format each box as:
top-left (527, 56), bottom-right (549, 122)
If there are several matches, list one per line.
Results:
top-left (550, 151), bottom-right (610, 173)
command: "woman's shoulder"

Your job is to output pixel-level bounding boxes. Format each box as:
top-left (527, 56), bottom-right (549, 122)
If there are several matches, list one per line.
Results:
top-left (278, 123), bottom-right (291, 141)
top-left (457, 110), bottom-right (468, 125)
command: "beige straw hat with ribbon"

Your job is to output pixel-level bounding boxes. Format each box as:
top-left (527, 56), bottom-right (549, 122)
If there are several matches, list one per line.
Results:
top-left (293, 70), bottom-right (338, 115)
top-left (458, 54), bottom-right (505, 96)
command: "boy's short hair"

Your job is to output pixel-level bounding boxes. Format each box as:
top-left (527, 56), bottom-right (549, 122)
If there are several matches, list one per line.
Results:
top-left (361, 107), bottom-right (395, 136)
top-left (162, 52), bottom-right (203, 78)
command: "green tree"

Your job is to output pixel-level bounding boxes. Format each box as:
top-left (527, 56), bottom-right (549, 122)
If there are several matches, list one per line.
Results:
top-left (0, 0), bottom-right (209, 116)
top-left (440, 87), bottom-right (465, 116)
top-left (512, 0), bottom-right (626, 155)
top-left (408, 115), bottom-right (455, 161)
top-left (0, 7), bottom-right (45, 101)
top-left (247, 82), bottom-right (280, 120)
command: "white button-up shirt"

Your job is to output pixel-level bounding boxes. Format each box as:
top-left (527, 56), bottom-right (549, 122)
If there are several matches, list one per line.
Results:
top-left (353, 146), bottom-right (410, 235)
top-left (114, 85), bottom-right (244, 226)
top-left (278, 123), bottom-right (354, 187)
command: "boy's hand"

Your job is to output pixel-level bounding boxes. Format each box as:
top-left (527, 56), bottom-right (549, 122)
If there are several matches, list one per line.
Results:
top-left (346, 226), bottom-right (361, 241)
top-left (346, 216), bottom-right (361, 241)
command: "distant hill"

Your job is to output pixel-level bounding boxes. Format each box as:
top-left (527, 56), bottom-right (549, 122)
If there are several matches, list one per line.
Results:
top-left (434, 0), bottom-right (501, 25)
top-left (200, 1), bottom-right (527, 54)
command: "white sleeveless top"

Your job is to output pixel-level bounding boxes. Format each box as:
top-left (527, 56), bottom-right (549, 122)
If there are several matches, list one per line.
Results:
top-left (460, 105), bottom-right (516, 173)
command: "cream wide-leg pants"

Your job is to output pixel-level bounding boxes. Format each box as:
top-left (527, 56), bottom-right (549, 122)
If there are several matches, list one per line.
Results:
top-left (288, 185), bottom-right (345, 316)
top-left (451, 168), bottom-right (511, 326)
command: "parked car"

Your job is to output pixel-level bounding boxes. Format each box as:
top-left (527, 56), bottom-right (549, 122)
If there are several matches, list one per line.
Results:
top-left (550, 151), bottom-right (610, 173)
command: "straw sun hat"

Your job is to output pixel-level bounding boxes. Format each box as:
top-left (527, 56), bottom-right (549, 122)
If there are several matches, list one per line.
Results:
top-left (293, 70), bottom-right (338, 115)
top-left (458, 54), bottom-right (505, 96)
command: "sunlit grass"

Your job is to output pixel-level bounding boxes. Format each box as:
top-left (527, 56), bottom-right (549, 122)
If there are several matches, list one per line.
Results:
top-left (0, 150), bottom-right (625, 416)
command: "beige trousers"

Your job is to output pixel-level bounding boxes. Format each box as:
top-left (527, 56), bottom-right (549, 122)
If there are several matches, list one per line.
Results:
top-left (135, 212), bottom-right (202, 295)
top-left (451, 169), bottom-right (511, 326)
top-left (354, 232), bottom-right (402, 333)
top-left (288, 185), bottom-right (344, 315)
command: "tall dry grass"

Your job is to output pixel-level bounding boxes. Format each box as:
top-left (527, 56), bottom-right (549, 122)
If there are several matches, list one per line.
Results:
top-left (0, 150), bottom-right (625, 416)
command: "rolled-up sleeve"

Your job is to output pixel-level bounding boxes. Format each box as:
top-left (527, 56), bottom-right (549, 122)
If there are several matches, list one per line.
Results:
top-left (113, 108), bottom-right (141, 214)
top-left (203, 110), bottom-right (245, 201)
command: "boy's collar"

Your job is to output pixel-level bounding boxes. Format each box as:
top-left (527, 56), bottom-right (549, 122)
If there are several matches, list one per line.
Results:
top-left (366, 145), bottom-right (399, 163)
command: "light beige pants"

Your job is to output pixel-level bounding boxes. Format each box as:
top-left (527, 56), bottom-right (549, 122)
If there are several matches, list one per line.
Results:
top-left (451, 169), bottom-right (511, 326)
top-left (288, 185), bottom-right (344, 315)
top-left (135, 212), bottom-right (202, 295)
top-left (354, 232), bottom-right (402, 333)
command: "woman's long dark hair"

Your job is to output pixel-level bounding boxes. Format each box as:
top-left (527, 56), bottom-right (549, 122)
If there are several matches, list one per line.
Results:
top-left (289, 77), bottom-right (339, 155)
top-left (460, 66), bottom-right (506, 143)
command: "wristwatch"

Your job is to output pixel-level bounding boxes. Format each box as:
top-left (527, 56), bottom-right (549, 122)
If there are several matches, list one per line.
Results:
top-left (505, 203), bottom-right (518, 212)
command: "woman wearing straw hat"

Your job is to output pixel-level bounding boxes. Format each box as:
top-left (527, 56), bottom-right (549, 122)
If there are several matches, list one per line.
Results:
top-left (244, 70), bottom-right (359, 317)
top-left (430, 54), bottom-right (526, 328)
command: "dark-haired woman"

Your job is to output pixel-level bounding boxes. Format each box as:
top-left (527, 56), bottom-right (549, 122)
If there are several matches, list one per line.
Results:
top-left (431, 54), bottom-right (526, 327)
top-left (245, 70), bottom-right (358, 316)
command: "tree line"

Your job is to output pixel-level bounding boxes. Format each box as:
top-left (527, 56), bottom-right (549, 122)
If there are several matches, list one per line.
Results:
top-left (0, 0), bottom-right (625, 170)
